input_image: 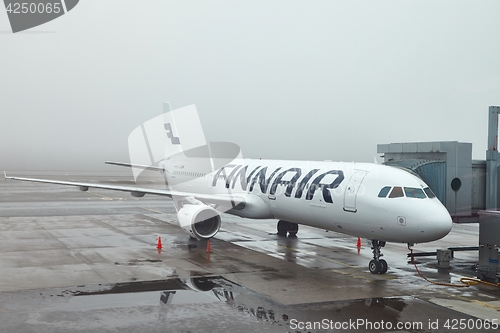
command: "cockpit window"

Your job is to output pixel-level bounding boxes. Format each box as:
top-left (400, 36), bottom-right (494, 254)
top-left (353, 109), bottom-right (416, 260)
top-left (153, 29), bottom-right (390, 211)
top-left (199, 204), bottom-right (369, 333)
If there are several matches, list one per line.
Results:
top-left (378, 186), bottom-right (391, 198)
top-left (404, 187), bottom-right (426, 198)
top-left (423, 187), bottom-right (436, 198)
top-left (388, 186), bottom-right (404, 198)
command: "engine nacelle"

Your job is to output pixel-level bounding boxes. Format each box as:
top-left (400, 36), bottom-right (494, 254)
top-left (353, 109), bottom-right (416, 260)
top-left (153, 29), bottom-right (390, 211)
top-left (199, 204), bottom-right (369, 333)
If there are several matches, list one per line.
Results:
top-left (178, 205), bottom-right (221, 240)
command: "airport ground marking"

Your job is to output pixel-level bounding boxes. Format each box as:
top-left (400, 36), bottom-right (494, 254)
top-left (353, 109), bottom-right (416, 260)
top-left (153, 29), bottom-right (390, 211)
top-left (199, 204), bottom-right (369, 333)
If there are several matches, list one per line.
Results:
top-left (432, 288), bottom-right (500, 312)
top-left (276, 243), bottom-right (359, 268)
top-left (141, 207), bottom-right (166, 214)
top-left (88, 192), bottom-right (114, 200)
top-left (470, 299), bottom-right (500, 312)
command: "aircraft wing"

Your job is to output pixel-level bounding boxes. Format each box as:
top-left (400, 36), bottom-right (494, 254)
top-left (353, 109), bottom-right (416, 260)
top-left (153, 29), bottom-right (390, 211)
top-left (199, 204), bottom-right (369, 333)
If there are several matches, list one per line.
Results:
top-left (3, 172), bottom-right (245, 209)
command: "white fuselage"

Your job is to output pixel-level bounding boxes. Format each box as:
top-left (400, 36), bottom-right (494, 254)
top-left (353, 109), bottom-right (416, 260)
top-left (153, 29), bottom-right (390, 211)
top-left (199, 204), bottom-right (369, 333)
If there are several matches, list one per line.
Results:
top-left (161, 159), bottom-right (452, 244)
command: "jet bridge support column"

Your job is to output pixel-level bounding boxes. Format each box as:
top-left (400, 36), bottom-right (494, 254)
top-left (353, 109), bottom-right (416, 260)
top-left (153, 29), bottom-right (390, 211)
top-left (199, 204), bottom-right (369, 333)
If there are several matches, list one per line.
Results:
top-left (486, 106), bottom-right (500, 210)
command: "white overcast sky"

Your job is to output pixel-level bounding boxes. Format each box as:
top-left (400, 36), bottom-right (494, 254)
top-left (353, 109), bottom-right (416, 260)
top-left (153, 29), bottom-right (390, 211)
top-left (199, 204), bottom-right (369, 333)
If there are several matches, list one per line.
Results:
top-left (1, 1), bottom-right (499, 171)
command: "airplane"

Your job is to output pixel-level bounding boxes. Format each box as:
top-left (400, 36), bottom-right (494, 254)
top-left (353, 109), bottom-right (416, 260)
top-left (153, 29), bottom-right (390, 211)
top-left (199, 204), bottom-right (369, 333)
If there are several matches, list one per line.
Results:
top-left (4, 104), bottom-right (453, 275)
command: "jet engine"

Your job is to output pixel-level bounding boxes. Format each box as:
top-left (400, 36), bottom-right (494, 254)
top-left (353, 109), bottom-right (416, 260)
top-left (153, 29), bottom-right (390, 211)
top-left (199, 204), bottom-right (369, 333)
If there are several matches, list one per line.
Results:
top-left (177, 205), bottom-right (221, 239)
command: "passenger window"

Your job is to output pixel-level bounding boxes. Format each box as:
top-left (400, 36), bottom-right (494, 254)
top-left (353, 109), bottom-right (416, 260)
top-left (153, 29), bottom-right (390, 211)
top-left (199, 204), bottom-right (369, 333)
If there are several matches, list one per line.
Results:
top-left (423, 187), bottom-right (436, 198)
top-left (378, 186), bottom-right (391, 198)
top-left (389, 186), bottom-right (404, 198)
top-left (404, 187), bottom-right (426, 198)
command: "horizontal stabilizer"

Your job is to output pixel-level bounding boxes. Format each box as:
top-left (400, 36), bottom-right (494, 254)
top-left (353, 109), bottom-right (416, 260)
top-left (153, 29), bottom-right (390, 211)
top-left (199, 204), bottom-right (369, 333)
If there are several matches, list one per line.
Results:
top-left (105, 161), bottom-right (164, 171)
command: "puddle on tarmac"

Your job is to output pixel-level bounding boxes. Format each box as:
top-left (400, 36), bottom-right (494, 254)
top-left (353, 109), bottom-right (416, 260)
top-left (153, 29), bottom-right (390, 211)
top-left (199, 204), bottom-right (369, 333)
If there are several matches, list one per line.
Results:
top-left (1, 277), bottom-right (491, 332)
top-left (65, 277), bottom-right (230, 310)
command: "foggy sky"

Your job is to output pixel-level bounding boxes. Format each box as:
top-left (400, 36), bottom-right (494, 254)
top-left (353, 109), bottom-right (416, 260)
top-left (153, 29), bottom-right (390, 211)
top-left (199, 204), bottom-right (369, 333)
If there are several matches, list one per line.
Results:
top-left (1, 1), bottom-right (499, 171)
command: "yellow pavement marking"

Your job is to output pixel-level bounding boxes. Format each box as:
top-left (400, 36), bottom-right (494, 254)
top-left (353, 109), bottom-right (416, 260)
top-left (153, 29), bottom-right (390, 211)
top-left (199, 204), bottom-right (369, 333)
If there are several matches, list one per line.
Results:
top-left (471, 299), bottom-right (500, 311)
top-left (88, 192), bottom-right (114, 200)
top-left (141, 207), bottom-right (166, 214)
top-left (433, 288), bottom-right (500, 312)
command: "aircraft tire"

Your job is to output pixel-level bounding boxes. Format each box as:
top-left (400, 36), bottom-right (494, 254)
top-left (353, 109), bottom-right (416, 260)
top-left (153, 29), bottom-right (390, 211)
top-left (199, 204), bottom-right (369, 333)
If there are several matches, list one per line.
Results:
top-left (277, 220), bottom-right (288, 236)
top-left (369, 259), bottom-right (382, 274)
top-left (379, 259), bottom-right (388, 274)
top-left (288, 223), bottom-right (299, 237)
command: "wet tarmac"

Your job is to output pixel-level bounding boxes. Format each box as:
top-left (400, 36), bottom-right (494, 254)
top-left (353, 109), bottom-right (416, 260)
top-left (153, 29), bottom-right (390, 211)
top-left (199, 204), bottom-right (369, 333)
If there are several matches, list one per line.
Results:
top-left (0, 172), bottom-right (499, 332)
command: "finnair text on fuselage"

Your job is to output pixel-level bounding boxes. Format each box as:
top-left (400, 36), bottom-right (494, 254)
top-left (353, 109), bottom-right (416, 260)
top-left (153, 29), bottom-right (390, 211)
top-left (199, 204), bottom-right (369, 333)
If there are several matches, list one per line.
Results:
top-left (211, 164), bottom-right (344, 203)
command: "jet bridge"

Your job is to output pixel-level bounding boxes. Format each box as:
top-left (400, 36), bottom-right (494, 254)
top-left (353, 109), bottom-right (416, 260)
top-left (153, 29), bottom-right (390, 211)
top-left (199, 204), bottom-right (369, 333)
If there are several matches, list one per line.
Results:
top-left (377, 141), bottom-right (478, 222)
top-left (378, 106), bottom-right (500, 280)
top-left (377, 106), bottom-right (499, 223)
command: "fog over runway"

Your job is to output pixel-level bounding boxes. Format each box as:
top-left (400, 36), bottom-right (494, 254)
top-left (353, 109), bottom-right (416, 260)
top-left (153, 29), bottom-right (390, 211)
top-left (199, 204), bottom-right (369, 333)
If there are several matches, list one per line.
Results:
top-left (2, 1), bottom-right (500, 172)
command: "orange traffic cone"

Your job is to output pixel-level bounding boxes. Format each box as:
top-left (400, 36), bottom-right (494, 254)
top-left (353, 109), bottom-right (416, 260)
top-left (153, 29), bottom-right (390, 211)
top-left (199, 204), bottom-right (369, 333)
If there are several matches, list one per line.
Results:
top-left (157, 236), bottom-right (163, 250)
top-left (206, 239), bottom-right (212, 253)
top-left (356, 237), bottom-right (362, 248)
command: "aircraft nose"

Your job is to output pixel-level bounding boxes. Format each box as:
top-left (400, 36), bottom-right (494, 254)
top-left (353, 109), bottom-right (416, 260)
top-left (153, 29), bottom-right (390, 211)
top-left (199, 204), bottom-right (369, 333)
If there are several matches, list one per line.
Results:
top-left (417, 205), bottom-right (452, 241)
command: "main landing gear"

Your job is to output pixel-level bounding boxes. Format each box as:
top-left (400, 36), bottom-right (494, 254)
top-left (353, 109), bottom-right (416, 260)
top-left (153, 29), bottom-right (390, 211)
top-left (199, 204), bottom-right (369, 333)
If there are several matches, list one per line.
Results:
top-left (368, 240), bottom-right (388, 274)
top-left (277, 220), bottom-right (299, 237)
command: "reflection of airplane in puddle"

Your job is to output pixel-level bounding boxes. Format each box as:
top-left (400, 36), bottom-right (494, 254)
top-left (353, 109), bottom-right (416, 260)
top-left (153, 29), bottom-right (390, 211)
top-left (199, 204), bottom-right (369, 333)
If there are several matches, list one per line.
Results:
top-left (54, 277), bottom-right (276, 322)
top-left (162, 278), bottom-right (411, 327)
top-left (5, 103), bottom-right (452, 274)
top-left (160, 277), bottom-right (235, 305)
top-left (161, 277), bottom-right (278, 322)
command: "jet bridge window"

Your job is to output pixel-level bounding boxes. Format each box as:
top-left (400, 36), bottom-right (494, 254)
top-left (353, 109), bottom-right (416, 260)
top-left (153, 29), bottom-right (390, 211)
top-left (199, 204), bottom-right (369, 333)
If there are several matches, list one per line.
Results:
top-left (388, 186), bottom-right (404, 198)
top-left (378, 186), bottom-right (391, 198)
top-left (404, 187), bottom-right (426, 199)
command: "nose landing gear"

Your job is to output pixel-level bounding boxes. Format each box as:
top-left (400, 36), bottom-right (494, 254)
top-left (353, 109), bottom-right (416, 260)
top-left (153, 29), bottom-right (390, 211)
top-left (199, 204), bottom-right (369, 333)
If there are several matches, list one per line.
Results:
top-left (368, 240), bottom-right (387, 274)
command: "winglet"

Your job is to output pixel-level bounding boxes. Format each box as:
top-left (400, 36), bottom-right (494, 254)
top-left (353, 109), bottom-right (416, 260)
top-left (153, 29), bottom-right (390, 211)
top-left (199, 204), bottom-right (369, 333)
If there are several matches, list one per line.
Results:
top-left (163, 101), bottom-right (171, 112)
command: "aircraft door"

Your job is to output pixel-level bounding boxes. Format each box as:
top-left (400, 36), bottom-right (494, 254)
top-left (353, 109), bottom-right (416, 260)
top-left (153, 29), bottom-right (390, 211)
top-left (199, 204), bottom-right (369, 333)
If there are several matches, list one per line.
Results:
top-left (343, 171), bottom-right (367, 212)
